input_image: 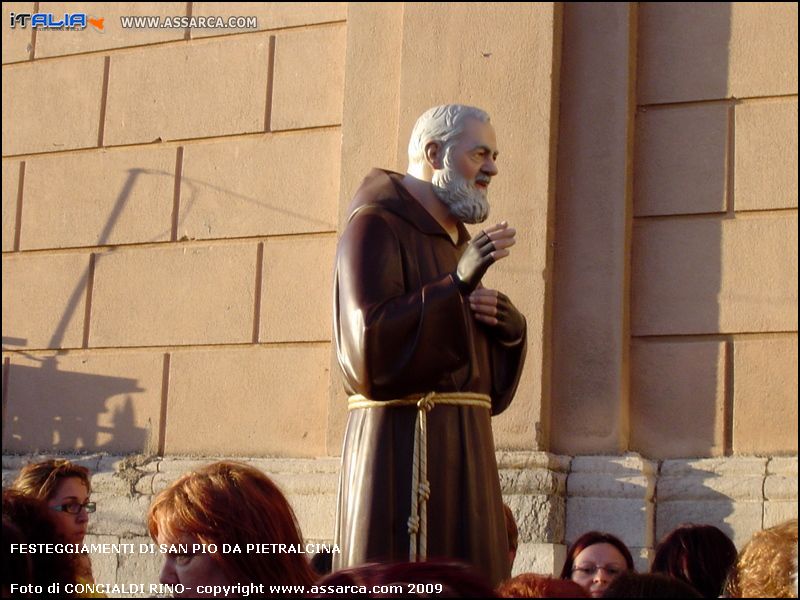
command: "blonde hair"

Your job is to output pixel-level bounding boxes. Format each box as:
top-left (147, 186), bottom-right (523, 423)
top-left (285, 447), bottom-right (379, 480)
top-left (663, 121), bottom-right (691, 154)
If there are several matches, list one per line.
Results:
top-left (727, 519), bottom-right (798, 598)
top-left (11, 459), bottom-right (91, 500)
top-left (148, 461), bottom-right (315, 588)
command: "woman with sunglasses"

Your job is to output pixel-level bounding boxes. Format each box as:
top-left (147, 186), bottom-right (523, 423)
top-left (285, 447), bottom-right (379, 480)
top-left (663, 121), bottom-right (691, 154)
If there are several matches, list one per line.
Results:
top-left (11, 459), bottom-right (103, 597)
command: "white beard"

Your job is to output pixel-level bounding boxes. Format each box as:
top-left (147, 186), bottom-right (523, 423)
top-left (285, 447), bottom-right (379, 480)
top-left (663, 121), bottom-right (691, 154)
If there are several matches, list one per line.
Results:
top-left (431, 166), bottom-right (490, 224)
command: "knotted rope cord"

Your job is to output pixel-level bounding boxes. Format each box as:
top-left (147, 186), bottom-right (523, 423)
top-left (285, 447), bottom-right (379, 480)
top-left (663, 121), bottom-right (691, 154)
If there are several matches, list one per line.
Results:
top-left (348, 391), bottom-right (491, 561)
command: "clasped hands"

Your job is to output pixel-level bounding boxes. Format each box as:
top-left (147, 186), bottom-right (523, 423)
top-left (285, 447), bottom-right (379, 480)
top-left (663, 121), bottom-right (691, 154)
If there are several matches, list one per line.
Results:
top-left (454, 221), bottom-right (525, 342)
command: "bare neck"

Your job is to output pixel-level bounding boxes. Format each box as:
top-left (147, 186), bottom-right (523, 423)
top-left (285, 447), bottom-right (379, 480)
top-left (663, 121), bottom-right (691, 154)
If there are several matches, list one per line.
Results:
top-left (400, 173), bottom-right (460, 243)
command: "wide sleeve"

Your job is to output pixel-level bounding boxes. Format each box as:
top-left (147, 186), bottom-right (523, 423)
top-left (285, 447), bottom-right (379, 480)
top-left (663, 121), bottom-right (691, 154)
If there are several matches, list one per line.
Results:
top-left (334, 211), bottom-right (470, 399)
top-left (488, 324), bottom-right (527, 416)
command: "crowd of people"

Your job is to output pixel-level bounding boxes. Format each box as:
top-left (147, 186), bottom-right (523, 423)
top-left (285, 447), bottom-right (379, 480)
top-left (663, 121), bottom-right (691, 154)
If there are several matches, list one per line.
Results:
top-left (2, 458), bottom-right (797, 598)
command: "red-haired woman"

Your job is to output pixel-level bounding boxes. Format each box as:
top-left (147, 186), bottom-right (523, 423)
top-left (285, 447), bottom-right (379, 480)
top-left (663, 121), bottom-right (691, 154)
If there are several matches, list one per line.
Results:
top-left (148, 461), bottom-right (316, 598)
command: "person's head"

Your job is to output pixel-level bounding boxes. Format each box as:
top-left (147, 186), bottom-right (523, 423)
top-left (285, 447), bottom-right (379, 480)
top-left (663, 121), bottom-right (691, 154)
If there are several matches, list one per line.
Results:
top-left (651, 523), bottom-right (737, 598)
top-left (147, 461), bottom-right (315, 597)
top-left (601, 573), bottom-right (702, 598)
top-left (560, 531), bottom-right (634, 598)
top-left (11, 459), bottom-right (93, 545)
top-left (2, 490), bottom-right (78, 597)
top-left (497, 573), bottom-right (589, 598)
top-left (311, 547), bottom-right (333, 576)
top-left (725, 518), bottom-right (798, 598)
top-left (407, 104), bottom-right (498, 224)
top-left (503, 504), bottom-right (519, 570)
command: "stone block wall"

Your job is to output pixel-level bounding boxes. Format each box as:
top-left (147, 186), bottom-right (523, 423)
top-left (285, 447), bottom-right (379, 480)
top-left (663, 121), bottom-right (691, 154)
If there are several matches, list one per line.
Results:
top-left (629, 3), bottom-right (798, 459)
top-left (2, 2), bottom-right (562, 458)
top-left (549, 2), bottom-right (797, 460)
top-left (2, 3), bottom-right (345, 457)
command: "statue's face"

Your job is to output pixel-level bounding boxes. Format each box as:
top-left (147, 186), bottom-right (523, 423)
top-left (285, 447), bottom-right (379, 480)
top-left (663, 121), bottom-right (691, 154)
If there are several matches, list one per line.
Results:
top-left (432, 118), bottom-right (499, 224)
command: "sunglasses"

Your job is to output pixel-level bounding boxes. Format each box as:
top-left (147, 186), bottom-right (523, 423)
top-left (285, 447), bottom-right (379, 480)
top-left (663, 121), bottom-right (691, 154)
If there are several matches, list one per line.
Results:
top-left (50, 501), bottom-right (97, 515)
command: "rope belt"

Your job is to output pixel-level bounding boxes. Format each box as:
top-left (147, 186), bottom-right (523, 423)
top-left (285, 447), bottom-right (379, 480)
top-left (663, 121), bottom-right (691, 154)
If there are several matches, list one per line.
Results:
top-left (348, 391), bottom-right (491, 562)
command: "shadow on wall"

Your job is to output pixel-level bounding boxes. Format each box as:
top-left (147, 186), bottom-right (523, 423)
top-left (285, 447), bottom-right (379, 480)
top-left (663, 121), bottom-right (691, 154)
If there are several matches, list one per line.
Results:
top-left (548, 3), bottom-right (737, 467)
top-left (3, 158), bottom-right (332, 454)
top-left (632, 2), bottom-right (745, 558)
top-left (2, 351), bottom-right (147, 453)
top-left (3, 168), bottom-right (157, 454)
top-left (565, 457), bottom-right (745, 573)
top-left (630, 1), bottom-right (733, 460)
top-left (653, 455), bottom-right (782, 556)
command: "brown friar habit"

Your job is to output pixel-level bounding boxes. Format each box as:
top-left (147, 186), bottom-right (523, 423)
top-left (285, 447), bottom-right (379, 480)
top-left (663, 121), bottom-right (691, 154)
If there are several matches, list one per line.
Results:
top-left (332, 169), bottom-right (527, 586)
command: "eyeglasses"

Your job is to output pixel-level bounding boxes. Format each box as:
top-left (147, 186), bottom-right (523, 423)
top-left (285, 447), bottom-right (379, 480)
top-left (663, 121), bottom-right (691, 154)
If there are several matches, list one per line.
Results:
top-left (572, 564), bottom-right (623, 577)
top-left (50, 501), bottom-right (97, 515)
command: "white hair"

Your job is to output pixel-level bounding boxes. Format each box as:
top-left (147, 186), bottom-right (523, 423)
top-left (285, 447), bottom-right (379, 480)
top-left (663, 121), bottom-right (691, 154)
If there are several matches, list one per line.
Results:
top-left (407, 104), bottom-right (490, 166)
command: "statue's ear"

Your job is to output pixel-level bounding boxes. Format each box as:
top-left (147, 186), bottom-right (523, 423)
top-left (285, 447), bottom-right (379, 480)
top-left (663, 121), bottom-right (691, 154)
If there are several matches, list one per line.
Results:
top-left (424, 141), bottom-right (444, 170)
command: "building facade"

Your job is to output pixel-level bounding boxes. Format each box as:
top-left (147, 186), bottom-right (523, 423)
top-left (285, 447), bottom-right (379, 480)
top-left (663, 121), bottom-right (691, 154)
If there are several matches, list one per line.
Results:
top-left (2, 2), bottom-right (797, 585)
